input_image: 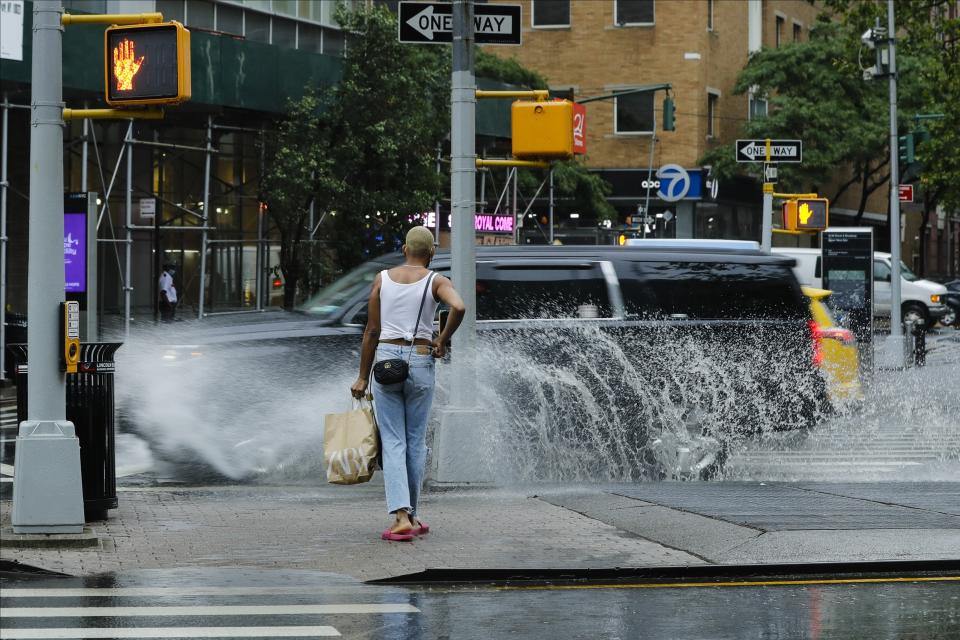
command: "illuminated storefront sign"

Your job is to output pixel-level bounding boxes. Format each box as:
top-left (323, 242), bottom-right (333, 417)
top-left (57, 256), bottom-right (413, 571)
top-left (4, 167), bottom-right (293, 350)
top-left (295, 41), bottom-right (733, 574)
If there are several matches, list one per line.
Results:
top-left (424, 211), bottom-right (514, 234)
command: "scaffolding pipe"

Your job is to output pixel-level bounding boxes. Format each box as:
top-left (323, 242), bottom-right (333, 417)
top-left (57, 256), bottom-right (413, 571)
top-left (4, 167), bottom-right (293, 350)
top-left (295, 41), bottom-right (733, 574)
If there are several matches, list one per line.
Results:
top-left (124, 121), bottom-right (133, 336)
top-left (128, 138), bottom-right (219, 153)
top-left (197, 116), bottom-right (212, 319)
top-left (81, 115), bottom-right (88, 191)
top-left (256, 203), bottom-right (264, 311)
top-left (0, 95), bottom-right (9, 382)
top-left (512, 167), bottom-right (518, 244)
top-left (548, 168), bottom-right (554, 244)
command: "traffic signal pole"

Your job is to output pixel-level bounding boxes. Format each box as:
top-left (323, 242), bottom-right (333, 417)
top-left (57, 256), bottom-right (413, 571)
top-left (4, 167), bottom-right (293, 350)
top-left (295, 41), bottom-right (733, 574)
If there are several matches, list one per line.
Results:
top-left (886, 0), bottom-right (903, 338)
top-left (12, 0), bottom-right (85, 534)
top-left (761, 140), bottom-right (773, 252)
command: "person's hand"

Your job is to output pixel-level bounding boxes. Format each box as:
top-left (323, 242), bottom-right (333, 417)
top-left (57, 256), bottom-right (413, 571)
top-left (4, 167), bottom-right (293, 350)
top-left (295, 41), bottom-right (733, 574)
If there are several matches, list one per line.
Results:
top-left (431, 339), bottom-right (446, 359)
top-left (350, 378), bottom-right (368, 399)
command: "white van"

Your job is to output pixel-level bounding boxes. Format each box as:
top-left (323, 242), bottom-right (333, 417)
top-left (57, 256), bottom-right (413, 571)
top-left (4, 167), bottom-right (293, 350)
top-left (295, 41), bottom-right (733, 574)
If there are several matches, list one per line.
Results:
top-left (772, 247), bottom-right (949, 325)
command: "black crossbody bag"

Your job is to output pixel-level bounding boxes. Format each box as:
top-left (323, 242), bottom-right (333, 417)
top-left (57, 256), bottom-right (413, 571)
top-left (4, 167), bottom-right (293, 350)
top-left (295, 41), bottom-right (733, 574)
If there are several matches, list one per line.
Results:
top-left (373, 272), bottom-right (435, 385)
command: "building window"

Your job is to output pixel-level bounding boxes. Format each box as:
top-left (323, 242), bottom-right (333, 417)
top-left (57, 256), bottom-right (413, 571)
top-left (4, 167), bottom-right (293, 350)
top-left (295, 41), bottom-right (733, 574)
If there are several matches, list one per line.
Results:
top-left (749, 95), bottom-right (768, 120)
top-left (245, 10), bottom-right (270, 43)
top-left (323, 28), bottom-right (346, 56)
top-left (707, 0), bottom-right (714, 31)
top-left (793, 22), bottom-right (802, 41)
top-left (298, 23), bottom-right (323, 53)
top-left (615, 91), bottom-right (655, 134)
top-left (272, 17), bottom-right (297, 47)
top-left (775, 15), bottom-right (784, 47)
top-left (707, 93), bottom-right (718, 137)
top-left (532, 0), bottom-right (570, 28)
top-left (216, 3), bottom-right (243, 35)
top-left (616, 0), bottom-right (654, 26)
top-left (273, 0), bottom-right (297, 16)
top-left (185, 0), bottom-right (214, 30)
top-left (156, 0), bottom-right (185, 23)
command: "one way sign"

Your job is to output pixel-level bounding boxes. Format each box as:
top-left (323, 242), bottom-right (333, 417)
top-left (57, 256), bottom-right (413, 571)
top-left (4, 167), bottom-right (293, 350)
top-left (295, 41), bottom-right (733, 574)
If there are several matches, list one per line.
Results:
top-left (398, 2), bottom-right (522, 46)
top-left (736, 139), bottom-right (803, 163)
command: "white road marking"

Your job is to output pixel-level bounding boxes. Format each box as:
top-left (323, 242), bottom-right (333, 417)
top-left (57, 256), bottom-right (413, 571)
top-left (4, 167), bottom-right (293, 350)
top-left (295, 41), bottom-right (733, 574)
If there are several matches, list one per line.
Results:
top-left (0, 626), bottom-right (341, 639)
top-left (2, 604), bottom-right (420, 618)
top-left (3, 587), bottom-right (350, 598)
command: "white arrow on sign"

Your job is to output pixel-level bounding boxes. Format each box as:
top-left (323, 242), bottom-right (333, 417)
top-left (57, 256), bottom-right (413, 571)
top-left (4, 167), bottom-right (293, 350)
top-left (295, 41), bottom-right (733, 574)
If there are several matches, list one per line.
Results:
top-left (406, 4), bottom-right (450, 41)
top-left (406, 4), bottom-right (514, 41)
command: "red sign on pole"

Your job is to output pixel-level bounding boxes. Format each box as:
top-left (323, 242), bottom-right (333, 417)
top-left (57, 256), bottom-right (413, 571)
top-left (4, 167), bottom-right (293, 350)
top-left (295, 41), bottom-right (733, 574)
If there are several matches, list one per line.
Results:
top-left (898, 184), bottom-right (913, 203)
top-left (572, 102), bottom-right (587, 155)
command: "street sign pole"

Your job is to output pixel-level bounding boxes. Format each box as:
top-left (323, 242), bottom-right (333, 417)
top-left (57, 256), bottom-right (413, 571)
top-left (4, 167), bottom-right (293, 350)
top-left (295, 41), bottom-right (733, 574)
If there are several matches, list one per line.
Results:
top-left (761, 139), bottom-right (773, 252)
top-left (12, 0), bottom-right (85, 534)
top-left (449, 0), bottom-right (476, 408)
top-left (887, 0), bottom-right (902, 338)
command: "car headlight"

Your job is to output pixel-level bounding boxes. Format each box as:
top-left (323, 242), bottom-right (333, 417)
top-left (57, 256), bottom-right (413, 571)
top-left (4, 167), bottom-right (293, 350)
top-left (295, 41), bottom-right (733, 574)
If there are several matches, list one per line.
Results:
top-left (931, 294), bottom-right (941, 304)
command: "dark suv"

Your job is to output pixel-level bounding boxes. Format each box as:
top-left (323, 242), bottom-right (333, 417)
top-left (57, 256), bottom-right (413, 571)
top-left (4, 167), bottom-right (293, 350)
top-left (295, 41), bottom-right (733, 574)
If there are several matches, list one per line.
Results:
top-left (136, 242), bottom-right (825, 481)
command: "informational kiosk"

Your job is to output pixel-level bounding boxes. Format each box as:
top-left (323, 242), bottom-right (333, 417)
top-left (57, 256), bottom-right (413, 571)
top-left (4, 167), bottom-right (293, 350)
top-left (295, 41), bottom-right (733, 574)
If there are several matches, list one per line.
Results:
top-left (64, 192), bottom-right (98, 341)
top-left (821, 227), bottom-right (873, 372)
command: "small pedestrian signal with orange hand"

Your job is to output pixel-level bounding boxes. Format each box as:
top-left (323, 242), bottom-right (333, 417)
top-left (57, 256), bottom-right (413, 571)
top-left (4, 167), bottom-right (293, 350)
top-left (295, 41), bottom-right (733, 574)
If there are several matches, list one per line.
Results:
top-left (112, 38), bottom-right (144, 92)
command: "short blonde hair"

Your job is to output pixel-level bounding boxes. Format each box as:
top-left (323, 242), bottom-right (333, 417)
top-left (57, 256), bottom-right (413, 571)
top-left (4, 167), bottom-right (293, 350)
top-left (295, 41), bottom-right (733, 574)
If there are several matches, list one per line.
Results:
top-left (405, 226), bottom-right (435, 257)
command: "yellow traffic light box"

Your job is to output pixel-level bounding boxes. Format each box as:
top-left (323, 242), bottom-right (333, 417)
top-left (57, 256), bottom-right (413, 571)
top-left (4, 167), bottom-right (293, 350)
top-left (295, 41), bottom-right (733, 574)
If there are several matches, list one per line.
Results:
top-left (782, 198), bottom-right (829, 231)
top-left (512, 99), bottom-right (574, 159)
top-left (104, 21), bottom-right (191, 106)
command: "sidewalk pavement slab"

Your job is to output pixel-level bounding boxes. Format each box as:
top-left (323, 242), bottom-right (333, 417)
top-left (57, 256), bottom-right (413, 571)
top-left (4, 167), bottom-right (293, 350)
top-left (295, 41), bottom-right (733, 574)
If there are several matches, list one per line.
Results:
top-left (3, 481), bottom-right (957, 580)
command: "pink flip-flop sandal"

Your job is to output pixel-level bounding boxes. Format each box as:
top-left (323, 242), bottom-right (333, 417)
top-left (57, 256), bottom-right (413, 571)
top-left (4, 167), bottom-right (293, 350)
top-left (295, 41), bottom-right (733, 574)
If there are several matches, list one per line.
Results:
top-left (381, 528), bottom-right (414, 542)
top-left (411, 521), bottom-right (430, 536)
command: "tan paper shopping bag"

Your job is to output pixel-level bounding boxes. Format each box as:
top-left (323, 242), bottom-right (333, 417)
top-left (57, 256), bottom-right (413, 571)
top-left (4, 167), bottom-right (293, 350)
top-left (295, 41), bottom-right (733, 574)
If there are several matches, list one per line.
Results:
top-left (324, 399), bottom-right (379, 485)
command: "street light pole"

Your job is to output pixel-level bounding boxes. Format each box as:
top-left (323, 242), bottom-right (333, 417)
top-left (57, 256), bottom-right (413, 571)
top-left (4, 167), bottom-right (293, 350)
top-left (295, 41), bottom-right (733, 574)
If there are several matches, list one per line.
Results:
top-left (887, 0), bottom-right (903, 338)
top-left (449, 0), bottom-right (476, 408)
top-left (12, 0), bottom-right (85, 534)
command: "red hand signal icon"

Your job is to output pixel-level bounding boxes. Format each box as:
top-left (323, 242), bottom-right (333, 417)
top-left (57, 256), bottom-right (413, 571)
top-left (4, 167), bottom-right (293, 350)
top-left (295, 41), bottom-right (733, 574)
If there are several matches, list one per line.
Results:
top-left (113, 38), bottom-right (145, 92)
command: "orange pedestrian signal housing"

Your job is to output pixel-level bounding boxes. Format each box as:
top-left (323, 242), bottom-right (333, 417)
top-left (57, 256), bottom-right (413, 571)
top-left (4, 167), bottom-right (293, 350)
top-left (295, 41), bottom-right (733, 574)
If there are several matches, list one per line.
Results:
top-left (783, 198), bottom-right (829, 231)
top-left (104, 21), bottom-right (191, 106)
top-left (512, 99), bottom-right (574, 159)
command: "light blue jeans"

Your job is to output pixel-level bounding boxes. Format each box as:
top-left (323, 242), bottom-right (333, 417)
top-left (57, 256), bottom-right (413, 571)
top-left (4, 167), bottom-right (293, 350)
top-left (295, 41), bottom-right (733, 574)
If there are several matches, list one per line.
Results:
top-left (371, 344), bottom-right (435, 517)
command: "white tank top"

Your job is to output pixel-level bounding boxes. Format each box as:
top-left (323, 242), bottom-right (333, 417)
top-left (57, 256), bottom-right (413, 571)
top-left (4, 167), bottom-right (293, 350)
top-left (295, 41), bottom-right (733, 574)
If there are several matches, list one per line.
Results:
top-left (379, 270), bottom-right (438, 342)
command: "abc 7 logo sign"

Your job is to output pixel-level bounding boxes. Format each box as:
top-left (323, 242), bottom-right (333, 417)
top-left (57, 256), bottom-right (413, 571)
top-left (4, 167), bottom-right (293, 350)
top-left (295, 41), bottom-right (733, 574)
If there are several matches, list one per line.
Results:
top-left (643, 164), bottom-right (691, 203)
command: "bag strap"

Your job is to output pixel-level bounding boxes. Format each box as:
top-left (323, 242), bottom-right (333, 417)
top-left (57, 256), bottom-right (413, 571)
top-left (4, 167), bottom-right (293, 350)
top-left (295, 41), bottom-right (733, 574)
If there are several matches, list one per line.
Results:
top-left (407, 272), bottom-right (435, 362)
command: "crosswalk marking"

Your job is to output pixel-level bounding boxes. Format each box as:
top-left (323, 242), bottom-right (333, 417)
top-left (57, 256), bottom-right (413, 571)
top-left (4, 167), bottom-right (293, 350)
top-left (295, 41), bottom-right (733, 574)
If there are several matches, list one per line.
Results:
top-left (2, 587), bottom-right (348, 598)
top-left (1, 604), bottom-right (420, 618)
top-left (0, 626), bottom-right (341, 639)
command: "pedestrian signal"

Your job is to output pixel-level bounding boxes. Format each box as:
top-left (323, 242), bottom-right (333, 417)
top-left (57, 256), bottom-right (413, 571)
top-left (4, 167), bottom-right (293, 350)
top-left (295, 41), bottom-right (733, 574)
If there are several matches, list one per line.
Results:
top-left (105, 22), bottom-right (191, 106)
top-left (782, 198), bottom-right (829, 231)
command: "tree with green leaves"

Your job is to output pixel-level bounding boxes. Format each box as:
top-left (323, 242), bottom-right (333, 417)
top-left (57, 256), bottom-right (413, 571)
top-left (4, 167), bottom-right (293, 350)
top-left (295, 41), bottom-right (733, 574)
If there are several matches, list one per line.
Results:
top-left (259, 92), bottom-right (341, 309)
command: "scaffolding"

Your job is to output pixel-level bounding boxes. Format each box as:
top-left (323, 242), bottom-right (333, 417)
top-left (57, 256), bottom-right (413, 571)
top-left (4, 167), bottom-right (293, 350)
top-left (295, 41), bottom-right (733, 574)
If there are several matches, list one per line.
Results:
top-left (0, 97), bottom-right (277, 366)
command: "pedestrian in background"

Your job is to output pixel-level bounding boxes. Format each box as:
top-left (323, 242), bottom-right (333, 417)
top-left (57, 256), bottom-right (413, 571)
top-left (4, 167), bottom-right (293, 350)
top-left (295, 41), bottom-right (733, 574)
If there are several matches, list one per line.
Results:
top-left (159, 264), bottom-right (178, 322)
top-left (351, 226), bottom-right (465, 541)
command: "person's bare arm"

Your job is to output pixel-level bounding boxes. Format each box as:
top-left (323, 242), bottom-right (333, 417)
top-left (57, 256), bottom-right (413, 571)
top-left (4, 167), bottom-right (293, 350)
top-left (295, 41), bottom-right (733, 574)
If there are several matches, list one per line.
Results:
top-left (351, 274), bottom-right (382, 399)
top-left (432, 275), bottom-right (465, 358)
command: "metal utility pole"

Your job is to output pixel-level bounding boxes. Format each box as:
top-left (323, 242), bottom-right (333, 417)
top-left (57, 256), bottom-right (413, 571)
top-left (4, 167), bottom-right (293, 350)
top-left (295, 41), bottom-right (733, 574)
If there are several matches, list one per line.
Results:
top-left (1, 95), bottom-right (10, 383)
top-left (887, 0), bottom-right (903, 337)
top-left (548, 168), bottom-right (554, 244)
top-left (12, 0), bottom-right (85, 534)
top-left (449, 0), bottom-right (476, 408)
top-left (761, 141), bottom-right (774, 252)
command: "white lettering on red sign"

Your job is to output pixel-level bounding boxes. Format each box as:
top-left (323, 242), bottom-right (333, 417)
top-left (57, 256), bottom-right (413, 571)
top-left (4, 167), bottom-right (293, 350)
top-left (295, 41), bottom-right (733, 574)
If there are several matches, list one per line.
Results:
top-left (898, 184), bottom-right (913, 203)
top-left (572, 103), bottom-right (587, 155)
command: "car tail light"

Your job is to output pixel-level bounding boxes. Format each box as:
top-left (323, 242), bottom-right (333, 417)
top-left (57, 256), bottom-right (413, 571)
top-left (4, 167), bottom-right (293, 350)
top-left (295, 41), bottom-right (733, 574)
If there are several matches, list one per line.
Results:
top-left (272, 277), bottom-right (283, 289)
top-left (808, 320), bottom-right (824, 367)
top-left (819, 327), bottom-right (855, 346)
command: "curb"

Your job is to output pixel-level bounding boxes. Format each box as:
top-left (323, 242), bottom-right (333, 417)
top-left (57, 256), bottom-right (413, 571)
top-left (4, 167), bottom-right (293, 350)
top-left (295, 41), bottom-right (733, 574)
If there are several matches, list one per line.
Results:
top-left (1, 526), bottom-right (102, 549)
top-left (368, 559), bottom-right (960, 585)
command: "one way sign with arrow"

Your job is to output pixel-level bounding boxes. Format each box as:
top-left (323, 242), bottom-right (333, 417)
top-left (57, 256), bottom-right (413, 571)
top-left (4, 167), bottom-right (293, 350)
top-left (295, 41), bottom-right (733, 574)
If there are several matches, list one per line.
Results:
top-left (735, 139), bottom-right (803, 163)
top-left (398, 2), bottom-right (522, 45)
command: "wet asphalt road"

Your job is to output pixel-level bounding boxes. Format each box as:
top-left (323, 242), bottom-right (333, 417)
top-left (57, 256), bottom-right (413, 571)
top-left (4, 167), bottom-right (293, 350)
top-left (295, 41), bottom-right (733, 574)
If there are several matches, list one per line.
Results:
top-left (2, 568), bottom-right (959, 639)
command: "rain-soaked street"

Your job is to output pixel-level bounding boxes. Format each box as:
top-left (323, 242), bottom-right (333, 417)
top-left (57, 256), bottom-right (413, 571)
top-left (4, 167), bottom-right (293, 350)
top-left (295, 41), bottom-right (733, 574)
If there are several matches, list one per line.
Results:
top-left (2, 568), bottom-right (960, 640)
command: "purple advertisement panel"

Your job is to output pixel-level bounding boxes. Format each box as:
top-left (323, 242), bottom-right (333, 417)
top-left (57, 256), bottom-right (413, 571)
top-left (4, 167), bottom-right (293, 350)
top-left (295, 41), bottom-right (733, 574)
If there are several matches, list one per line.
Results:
top-left (64, 213), bottom-right (87, 293)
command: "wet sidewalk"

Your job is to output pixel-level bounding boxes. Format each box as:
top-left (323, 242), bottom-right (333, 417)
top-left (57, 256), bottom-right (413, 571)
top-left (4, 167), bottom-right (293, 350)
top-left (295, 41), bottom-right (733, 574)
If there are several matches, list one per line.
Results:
top-left (3, 480), bottom-right (958, 580)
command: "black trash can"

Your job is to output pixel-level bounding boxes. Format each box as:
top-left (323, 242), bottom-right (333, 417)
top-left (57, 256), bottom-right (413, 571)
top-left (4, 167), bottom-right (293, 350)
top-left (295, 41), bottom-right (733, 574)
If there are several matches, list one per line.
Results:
top-left (9, 343), bottom-right (123, 521)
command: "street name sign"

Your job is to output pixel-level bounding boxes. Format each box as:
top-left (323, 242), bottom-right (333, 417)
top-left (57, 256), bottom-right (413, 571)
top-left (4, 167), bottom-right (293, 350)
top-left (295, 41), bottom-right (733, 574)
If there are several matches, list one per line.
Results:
top-left (898, 184), bottom-right (914, 203)
top-left (399, 2), bottom-right (522, 45)
top-left (736, 139), bottom-right (802, 163)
